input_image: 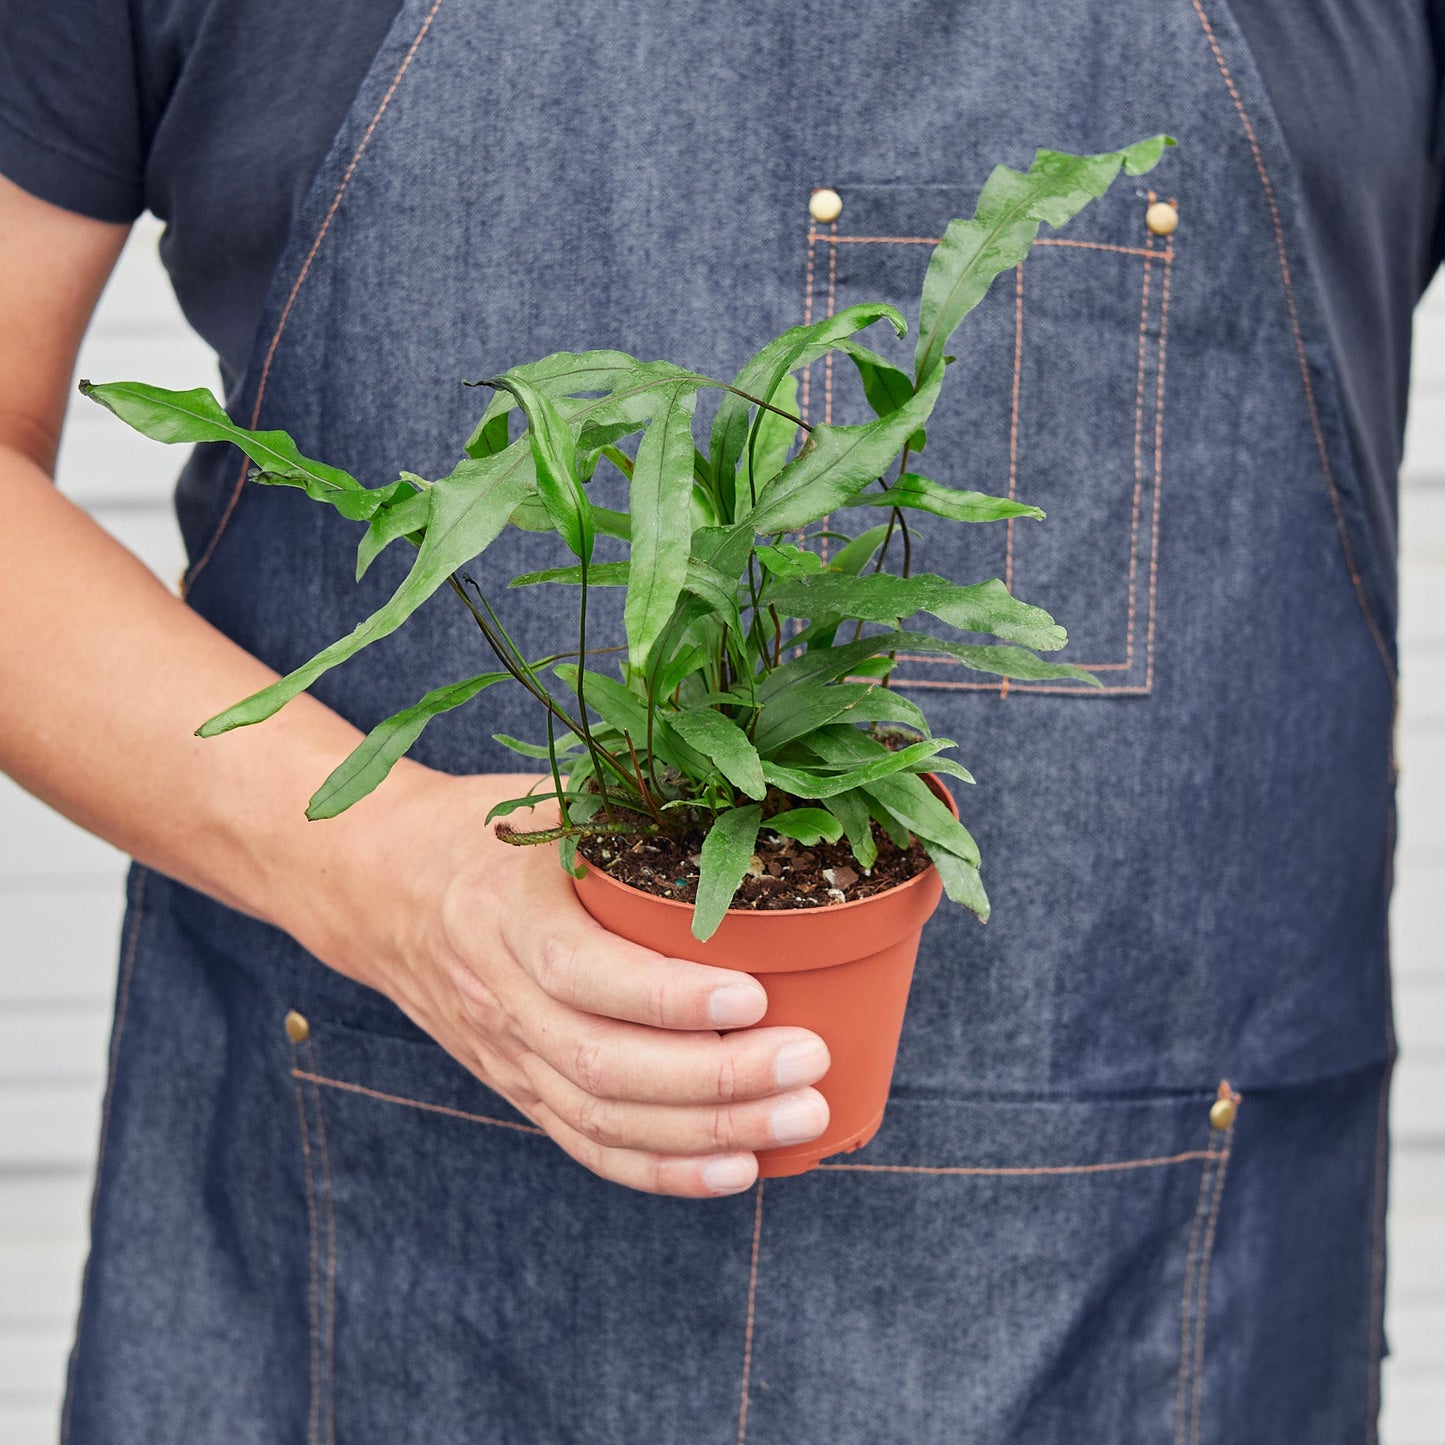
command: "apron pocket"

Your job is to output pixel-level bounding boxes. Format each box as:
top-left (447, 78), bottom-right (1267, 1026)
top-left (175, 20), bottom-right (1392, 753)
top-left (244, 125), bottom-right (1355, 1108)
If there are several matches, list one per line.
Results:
top-left (804, 180), bottom-right (1175, 697)
top-left (283, 1013), bottom-right (1236, 1445)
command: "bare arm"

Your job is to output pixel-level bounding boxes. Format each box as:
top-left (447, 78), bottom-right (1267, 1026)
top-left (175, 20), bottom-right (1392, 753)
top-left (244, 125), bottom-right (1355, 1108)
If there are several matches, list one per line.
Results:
top-left (0, 174), bottom-right (830, 1196)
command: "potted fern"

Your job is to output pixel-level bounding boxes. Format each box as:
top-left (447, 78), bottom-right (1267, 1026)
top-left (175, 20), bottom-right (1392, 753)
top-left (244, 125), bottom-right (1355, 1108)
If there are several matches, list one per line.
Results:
top-left (83, 136), bottom-right (1171, 1174)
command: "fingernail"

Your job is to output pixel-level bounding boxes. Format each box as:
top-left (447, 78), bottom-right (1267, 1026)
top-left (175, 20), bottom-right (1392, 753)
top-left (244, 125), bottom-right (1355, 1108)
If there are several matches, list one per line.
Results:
top-left (774, 1038), bottom-right (830, 1089)
top-left (709, 983), bottom-right (765, 1028)
top-left (704, 1156), bottom-right (756, 1194)
top-left (771, 1092), bottom-right (828, 1145)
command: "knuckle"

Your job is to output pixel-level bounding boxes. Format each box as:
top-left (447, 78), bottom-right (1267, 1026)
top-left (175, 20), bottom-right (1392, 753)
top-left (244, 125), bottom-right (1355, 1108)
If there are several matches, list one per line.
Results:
top-left (533, 933), bottom-right (579, 1001)
top-left (571, 1092), bottom-right (625, 1149)
top-left (714, 1049), bottom-right (742, 1105)
top-left (571, 1032), bottom-right (613, 1098)
top-left (708, 1105), bottom-right (739, 1153)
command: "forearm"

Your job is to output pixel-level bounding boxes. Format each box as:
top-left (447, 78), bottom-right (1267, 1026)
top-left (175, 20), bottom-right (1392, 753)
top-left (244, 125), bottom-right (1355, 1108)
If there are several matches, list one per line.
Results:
top-left (0, 446), bottom-right (451, 973)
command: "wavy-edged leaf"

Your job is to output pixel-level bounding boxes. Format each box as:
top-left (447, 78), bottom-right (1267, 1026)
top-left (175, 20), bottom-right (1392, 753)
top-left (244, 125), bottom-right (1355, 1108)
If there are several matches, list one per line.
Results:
top-left (914, 136), bottom-right (1172, 383)
top-left (755, 543), bottom-right (824, 579)
top-left (733, 371), bottom-right (800, 519)
top-left (766, 808), bottom-right (844, 846)
top-left (710, 302), bottom-right (906, 489)
top-left (79, 381), bottom-right (378, 515)
top-left (483, 374), bottom-right (591, 563)
top-left (856, 771), bottom-right (978, 865)
top-left (837, 340), bottom-right (926, 451)
top-left (742, 368), bottom-right (942, 536)
top-left (494, 732), bottom-right (585, 760)
top-left (626, 382), bottom-right (699, 670)
top-left (693, 804), bottom-right (763, 941)
top-left (667, 707), bottom-right (766, 799)
top-left (307, 672), bottom-right (509, 820)
top-left (199, 443), bottom-right (534, 735)
top-left (925, 841), bottom-right (990, 920)
top-left (857, 473), bottom-right (1043, 524)
top-left (765, 572), bottom-right (1065, 651)
top-left (356, 486), bottom-right (430, 579)
top-left (759, 737), bottom-right (952, 800)
top-left (821, 788), bottom-right (878, 870)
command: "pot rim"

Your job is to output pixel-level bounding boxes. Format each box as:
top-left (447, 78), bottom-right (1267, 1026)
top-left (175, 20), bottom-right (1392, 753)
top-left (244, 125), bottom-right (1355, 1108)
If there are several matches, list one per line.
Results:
top-left (572, 772), bottom-right (956, 922)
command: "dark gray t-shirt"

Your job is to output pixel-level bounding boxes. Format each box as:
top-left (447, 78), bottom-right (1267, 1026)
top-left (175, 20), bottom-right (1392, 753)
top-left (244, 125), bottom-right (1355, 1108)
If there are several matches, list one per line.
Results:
top-left (1, 0), bottom-right (1441, 582)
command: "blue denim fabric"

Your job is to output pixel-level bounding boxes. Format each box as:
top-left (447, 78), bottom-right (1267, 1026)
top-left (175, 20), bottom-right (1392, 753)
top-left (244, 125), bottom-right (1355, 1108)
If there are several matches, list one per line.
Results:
top-left (66, 2), bottom-right (1396, 1441)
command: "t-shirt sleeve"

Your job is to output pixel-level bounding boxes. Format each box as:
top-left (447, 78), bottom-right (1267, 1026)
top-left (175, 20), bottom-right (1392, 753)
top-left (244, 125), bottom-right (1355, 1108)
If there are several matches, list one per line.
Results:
top-left (0, 2), bottom-right (147, 222)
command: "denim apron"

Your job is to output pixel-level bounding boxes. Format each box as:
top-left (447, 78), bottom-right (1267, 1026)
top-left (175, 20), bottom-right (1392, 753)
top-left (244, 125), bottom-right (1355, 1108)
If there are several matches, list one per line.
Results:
top-left (64, 2), bottom-right (1398, 1441)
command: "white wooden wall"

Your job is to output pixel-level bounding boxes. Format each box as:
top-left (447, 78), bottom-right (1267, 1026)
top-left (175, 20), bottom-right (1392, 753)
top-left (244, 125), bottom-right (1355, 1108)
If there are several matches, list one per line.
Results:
top-left (1, 219), bottom-right (1442, 1442)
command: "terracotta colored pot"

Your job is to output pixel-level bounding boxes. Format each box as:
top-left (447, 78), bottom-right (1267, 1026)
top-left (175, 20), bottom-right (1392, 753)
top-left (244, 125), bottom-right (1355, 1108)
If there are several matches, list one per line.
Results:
top-left (571, 781), bottom-right (952, 1177)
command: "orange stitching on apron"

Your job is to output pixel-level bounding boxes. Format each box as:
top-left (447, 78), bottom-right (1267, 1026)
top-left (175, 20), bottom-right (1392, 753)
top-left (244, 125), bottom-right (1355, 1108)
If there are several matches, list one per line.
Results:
top-left (292, 1068), bottom-right (547, 1135)
top-left (1145, 243), bottom-right (1174, 691)
top-left (998, 262), bottom-right (1026, 700)
top-left (823, 224), bottom-right (838, 428)
top-left (817, 1147), bottom-right (1222, 1176)
top-left (736, 1180), bottom-right (766, 1445)
top-left (302, 1044), bottom-right (339, 1445)
top-left (810, 233), bottom-right (1170, 262)
top-left (848, 226), bottom-right (1172, 693)
top-left (290, 1052), bottom-right (323, 1445)
top-left (60, 866), bottom-right (148, 1445)
top-left (1125, 238), bottom-right (1155, 670)
top-left (1187, 1109), bottom-right (1236, 1443)
top-left (1173, 1144), bottom-right (1215, 1444)
top-left (800, 217), bottom-right (817, 422)
top-left (183, 0), bottom-right (450, 594)
top-left (880, 674), bottom-right (1154, 697)
top-left (1187, 0), bottom-right (1396, 696)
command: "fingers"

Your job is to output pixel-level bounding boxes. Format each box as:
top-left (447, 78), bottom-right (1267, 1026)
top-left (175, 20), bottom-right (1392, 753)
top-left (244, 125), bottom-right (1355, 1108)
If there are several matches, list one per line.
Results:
top-left (523, 1050), bottom-right (831, 1157)
top-left (526, 1097), bottom-right (767, 1199)
top-left (514, 996), bottom-right (832, 1106)
top-left (506, 903), bottom-right (769, 1032)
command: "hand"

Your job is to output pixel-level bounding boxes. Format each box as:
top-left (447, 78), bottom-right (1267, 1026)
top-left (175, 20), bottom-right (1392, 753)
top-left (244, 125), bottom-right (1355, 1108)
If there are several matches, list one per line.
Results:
top-left (313, 769), bottom-right (832, 1198)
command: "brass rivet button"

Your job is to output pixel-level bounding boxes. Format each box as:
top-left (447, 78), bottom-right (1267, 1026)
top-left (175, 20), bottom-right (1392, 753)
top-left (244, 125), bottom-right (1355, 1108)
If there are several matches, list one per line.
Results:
top-left (1146, 200), bottom-right (1179, 236)
top-left (284, 1010), bottom-right (310, 1044)
top-left (809, 187), bottom-right (843, 224)
top-left (1209, 1096), bottom-right (1236, 1130)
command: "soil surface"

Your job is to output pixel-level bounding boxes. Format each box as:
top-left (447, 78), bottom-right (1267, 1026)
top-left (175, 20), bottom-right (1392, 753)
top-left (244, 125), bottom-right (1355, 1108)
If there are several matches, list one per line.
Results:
top-left (575, 814), bottom-right (931, 910)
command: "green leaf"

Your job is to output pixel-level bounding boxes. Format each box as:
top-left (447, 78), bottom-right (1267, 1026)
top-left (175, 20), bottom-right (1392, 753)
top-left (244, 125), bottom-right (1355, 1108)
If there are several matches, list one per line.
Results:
top-left (925, 841), bottom-right (990, 920)
top-left (493, 732), bottom-right (584, 760)
top-left (837, 340), bottom-right (926, 451)
top-left (198, 443), bottom-right (534, 735)
top-left (356, 486), bottom-right (430, 579)
top-left (764, 572), bottom-right (1066, 651)
top-left (693, 804), bottom-right (763, 942)
top-left (552, 664), bottom-right (702, 776)
top-left (734, 371), bottom-right (800, 518)
top-left (465, 409), bottom-right (511, 460)
top-left (914, 137), bottom-right (1172, 384)
top-left (667, 707), bottom-right (766, 799)
top-left (742, 368), bottom-right (943, 536)
top-left (79, 381), bottom-right (376, 516)
top-left (306, 672), bottom-right (509, 820)
top-left (759, 737), bottom-right (951, 800)
top-left (857, 771), bottom-right (979, 865)
top-left (752, 680), bottom-right (880, 755)
top-left (626, 382), bottom-right (698, 671)
top-left (710, 302), bottom-right (906, 490)
top-left (826, 523), bottom-right (894, 576)
top-left (766, 808), bottom-right (844, 846)
top-left (482, 373), bottom-right (591, 563)
top-left (510, 561), bottom-right (631, 588)
top-left (755, 543), bottom-right (825, 579)
top-left (822, 789), bottom-right (878, 870)
top-left (858, 473), bottom-right (1044, 524)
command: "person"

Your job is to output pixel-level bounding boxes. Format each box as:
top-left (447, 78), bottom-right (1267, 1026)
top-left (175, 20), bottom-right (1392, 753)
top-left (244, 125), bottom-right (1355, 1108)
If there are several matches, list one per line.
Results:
top-left (1, 1), bottom-right (1439, 1440)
